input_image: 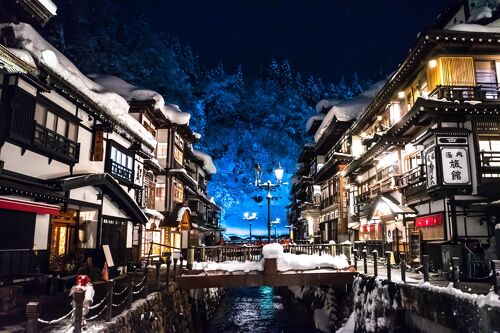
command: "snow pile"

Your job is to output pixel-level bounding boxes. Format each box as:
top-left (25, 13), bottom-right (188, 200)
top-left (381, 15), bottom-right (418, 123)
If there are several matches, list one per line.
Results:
top-left (417, 280), bottom-right (500, 308)
top-left (89, 74), bottom-right (191, 126)
top-left (1, 23), bottom-right (157, 150)
top-left (316, 99), bottom-right (343, 113)
top-left (314, 80), bottom-right (386, 143)
top-left (262, 242), bottom-right (284, 258)
top-left (192, 260), bottom-right (264, 272)
top-left (277, 253), bottom-right (349, 271)
top-left (193, 149), bottom-right (217, 175)
top-left (6, 47), bottom-right (36, 67)
top-left (306, 113), bottom-right (326, 132)
top-left (448, 18), bottom-right (500, 33)
top-left (468, 6), bottom-right (493, 23)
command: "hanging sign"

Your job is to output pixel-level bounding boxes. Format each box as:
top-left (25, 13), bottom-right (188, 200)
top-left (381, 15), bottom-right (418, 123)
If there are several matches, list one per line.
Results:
top-left (415, 214), bottom-right (443, 228)
top-left (440, 147), bottom-right (471, 185)
top-left (425, 150), bottom-right (437, 188)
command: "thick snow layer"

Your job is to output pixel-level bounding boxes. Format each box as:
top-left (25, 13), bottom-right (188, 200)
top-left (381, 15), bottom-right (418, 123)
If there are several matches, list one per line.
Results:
top-left (143, 208), bottom-right (164, 220)
top-left (417, 281), bottom-right (500, 308)
top-left (38, 0), bottom-right (57, 15)
top-left (306, 113), bottom-right (326, 132)
top-left (192, 260), bottom-right (264, 272)
top-left (177, 207), bottom-right (191, 222)
top-left (314, 305), bottom-right (331, 332)
top-left (316, 99), bottom-right (343, 113)
top-left (262, 243), bottom-right (284, 258)
top-left (193, 149), bottom-right (217, 175)
top-left (314, 80), bottom-right (386, 143)
top-left (468, 6), bottom-right (493, 23)
top-left (448, 18), bottom-right (500, 33)
top-left (89, 74), bottom-right (190, 125)
top-left (277, 253), bottom-right (349, 271)
top-left (7, 47), bottom-right (36, 67)
top-left (1, 23), bottom-right (156, 150)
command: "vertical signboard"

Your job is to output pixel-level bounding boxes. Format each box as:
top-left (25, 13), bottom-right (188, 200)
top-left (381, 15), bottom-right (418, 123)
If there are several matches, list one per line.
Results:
top-left (425, 149), bottom-right (437, 188)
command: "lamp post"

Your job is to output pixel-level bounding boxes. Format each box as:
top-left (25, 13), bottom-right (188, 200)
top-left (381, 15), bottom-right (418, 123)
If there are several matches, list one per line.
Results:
top-left (271, 218), bottom-right (281, 240)
top-left (254, 162), bottom-right (285, 242)
top-left (285, 225), bottom-right (296, 242)
top-left (243, 212), bottom-right (257, 243)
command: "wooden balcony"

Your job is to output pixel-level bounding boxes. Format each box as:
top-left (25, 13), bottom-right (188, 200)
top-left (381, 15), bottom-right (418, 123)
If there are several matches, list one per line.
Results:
top-left (354, 192), bottom-right (371, 216)
top-left (110, 160), bottom-right (133, 183)
top-left (399, 165), bottom-right (426, 198)
top-left (479, 151), bottom-right (500, 193)
top-left (429, 84), bottom-right (500, 102)
top-left (33, 122), bottom-right (80, 163)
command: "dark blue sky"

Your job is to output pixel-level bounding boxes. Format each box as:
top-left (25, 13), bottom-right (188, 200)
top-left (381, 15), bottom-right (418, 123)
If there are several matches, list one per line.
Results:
top-left (119, 0), bottom-right (450, 83)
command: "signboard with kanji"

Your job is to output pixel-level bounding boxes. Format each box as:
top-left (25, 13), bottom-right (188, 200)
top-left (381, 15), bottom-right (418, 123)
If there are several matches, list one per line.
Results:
top-left (425, 150), bottom-right (437, 188)
top-left (440, 147), bottom-right (471, 185)
top-left (415, 214), bottom-right (443, 227)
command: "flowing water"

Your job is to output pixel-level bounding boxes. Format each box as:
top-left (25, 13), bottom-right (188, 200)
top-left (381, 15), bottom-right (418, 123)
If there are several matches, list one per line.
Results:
top-left (202, 287), bottom-right (317, 333)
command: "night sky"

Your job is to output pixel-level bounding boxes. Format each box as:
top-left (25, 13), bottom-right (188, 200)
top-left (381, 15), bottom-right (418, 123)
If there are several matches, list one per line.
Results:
top-left (119, 0), bottom-right (450, 83)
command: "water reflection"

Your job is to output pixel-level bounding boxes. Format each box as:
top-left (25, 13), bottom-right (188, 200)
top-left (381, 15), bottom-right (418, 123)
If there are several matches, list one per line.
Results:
top-left (203, 287), bottom-right (316, 333)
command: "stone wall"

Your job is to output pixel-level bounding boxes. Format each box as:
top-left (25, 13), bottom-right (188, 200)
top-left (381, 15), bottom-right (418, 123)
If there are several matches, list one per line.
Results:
top-left (352, 275), bottom-right (500, 333)
top-left (94, 285), bottom-right (225, 333)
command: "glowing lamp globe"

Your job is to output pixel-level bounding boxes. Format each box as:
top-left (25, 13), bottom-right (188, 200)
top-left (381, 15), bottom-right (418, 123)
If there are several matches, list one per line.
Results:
top-left (274, 162), bottom-right (284, 182)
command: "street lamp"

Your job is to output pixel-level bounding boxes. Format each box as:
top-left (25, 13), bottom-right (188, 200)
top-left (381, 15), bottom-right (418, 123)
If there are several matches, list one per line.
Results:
top-left (271, 218), bottom-right (281, 240)
top-left (243, 212), bottom-right (257, 243)
top-left (254, 162), bottom-right (285, 242)
top-left (285, 225), bottom-right (296, 242)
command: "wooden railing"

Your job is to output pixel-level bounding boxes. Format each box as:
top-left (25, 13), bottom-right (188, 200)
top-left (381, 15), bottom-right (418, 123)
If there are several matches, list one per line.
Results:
top-left (0, 249), bottom-right (48, 279)
top-left (430, 84), bottom-right (500, 102)
top-left (479, 151), bottom-right (500, 183)
top-left (33, 122), bottom-right (80, 162)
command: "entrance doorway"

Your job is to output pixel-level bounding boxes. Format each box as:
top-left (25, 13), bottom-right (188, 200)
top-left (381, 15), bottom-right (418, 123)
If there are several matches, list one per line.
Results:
top-left (49, 210), bottom-right (78, 271)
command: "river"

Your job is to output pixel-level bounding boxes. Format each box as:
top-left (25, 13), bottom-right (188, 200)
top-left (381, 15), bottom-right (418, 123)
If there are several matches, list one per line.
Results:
top-left (201, 286), bottom-right (317, 333)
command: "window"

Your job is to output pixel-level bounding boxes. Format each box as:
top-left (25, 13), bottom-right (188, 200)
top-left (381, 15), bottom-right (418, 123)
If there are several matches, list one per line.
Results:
top-left (109, 145), bottom-right (134, 183)
top-left (172, 178), bottom-right (184, 203)
top-left (173, 146), bottom-right (183, 165)
top-left (101, 217), bottom-right (129, 266)
top-left (157, 143), bottom-right (168, 159)
top-left (34, 104), bottom-right (78, 141)
top-left (475, 60), bottom-right (498, 99)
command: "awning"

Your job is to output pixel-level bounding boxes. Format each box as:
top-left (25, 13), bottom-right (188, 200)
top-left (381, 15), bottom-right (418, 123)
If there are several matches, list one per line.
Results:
top-left (0, 196), bottom-right (60, 215)
top-left (347, 222), bottom-right (360, 230)
top-left (54, 173), bottom-right (148, 224)
top-left (369, 194), bottom-right (416, 220)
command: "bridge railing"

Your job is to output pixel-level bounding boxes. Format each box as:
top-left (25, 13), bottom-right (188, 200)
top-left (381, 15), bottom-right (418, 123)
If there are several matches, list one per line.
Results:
top-left (194, 243), bottom-right (353, 263)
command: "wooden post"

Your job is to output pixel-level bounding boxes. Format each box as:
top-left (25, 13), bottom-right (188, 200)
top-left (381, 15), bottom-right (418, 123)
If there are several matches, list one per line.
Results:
top-left (173, 258), bottom-right (178, 282)
top-left (422, 255), bottom-right (430, 282)
top-left (372, 250), bottom-right (378, 277)
top-left (155, 262), bottom-right (161, 290)
top-left (166, 254), bottom-right (172, 284)
top-left (451, 257), bottom-right (460, 289)
top-left (400, 253), bottom-right (406, 283)
top-left (362, 248), bottom-right (368, 274)
top-left (200, 246), bottom-right (206, 262)
top-left (353, 249), bottom-right (358, 271)
top-left (264, 258), bottom-right (277, 275)
top-left (330, 244), bottom-right (335, 256)
top-left (492, 260), bottom-right (500, 296)
top-left (73, 289), bottom-right (84, 333)
top-left (143, 268), bottom-right (149, 297)
top-left (127, 273), bottom-right (133, 309)
top-left (385, 251), bottom-right (392, 281)
top-left (26, 301), bottom-right (39, 333)
top-left (105, 280), bottom-right (113, 322)
top-left (187, 247), bottom-right (194, 270)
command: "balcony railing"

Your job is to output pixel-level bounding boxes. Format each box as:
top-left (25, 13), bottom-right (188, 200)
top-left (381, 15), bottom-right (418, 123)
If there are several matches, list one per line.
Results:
top-left (429, 84), bottom-right (500, 102)
top-left (33, 122), bottom-right (79, 162)
top-left (398, 165), bottom-right (426, 188)
top-left (479, 151), bottom-right (500, 184)
top-left (111, 160), bottom-right (133, 182)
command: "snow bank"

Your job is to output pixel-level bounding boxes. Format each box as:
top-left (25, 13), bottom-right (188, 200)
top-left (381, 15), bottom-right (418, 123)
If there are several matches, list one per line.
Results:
top-left (417, 281), bottom-right (500, 308)
top-left (89, 74), bottom-right (191, 125)
top-left (448, 18), bottom-right (500, 33)
top-left (277, 253), bottom-right (349, 271)
top-left (262, 243), bottom-right (283, 258)
top-left (7, 47), bottom-right (36, 67)
top-left (306, 113), bottom-right (325, 132)
top-left (1, 23), bottom-right (157, 150)
top-left (467, 6), bottom-right (493, 23)
top-left (314, 80), bottom-right (386, 143)
top-left (192, 149), bottom-right (217, 175)
top-left (316, 99), bottom-right (343, 113)
top-left (192, 260), bottom-right (264, 272)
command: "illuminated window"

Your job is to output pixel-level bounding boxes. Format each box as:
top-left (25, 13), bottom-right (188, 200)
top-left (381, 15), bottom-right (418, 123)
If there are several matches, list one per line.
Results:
top-left (173, 146), bottom-right (184, 165)
top-left (172, 178), bottom-right (184, 203)
top-left (157, 143), bottom-right (168, 159)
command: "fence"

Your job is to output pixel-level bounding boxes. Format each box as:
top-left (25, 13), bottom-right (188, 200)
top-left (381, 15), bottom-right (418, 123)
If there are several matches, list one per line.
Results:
top-left (25, 262), bottom-right (181, 333)
top-left (194, 243), bottom-right (352, 263)
top-left (353, 248), bottom-right (500, 296)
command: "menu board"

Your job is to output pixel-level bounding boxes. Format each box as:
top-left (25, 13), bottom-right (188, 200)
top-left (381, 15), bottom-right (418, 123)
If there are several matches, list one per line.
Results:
top-left (410, 231), bottom-right (421, 263)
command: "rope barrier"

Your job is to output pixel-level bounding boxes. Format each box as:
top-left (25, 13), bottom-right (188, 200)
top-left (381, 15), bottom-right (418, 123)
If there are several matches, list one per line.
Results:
top-left (132, 275), bottom-right (146, 288)
top-left (132, 285), bottom-right (145, 295)
top-left (88, 292), bottom-right (110, 310)
top-left (112, 297), bottom-right (128, 308)
top-left (37, 309), bottom-right (75, 325)
top-left (86, 304), bottom-right (108, 321)
top-left (113, 285), bottom-right (129, 296)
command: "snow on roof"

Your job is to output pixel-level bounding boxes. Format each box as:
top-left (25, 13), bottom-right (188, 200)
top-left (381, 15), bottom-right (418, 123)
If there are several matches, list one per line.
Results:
top-left (306, 113), bottom-right (325, 133)
top-left (193, 149), bottom-right (217, 175)
top-left (89, 74), bottom-right (190, 125)
top-left (6, 47), bottom-right (35, 67)
top-left (314, 80), bottom-right (386, 143)
top-left (315, 99), bottom-right (342, 113)
top-left (467, 6), bottom-right (493, 23)
top-left (177, 207), bottom-right (191, 222)
top-left (1, 23), bottom-right (157, 150)
top-left (448, 18), bottom-right (500, 33)
top-left (38, 0), bottom-right (57, 15)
